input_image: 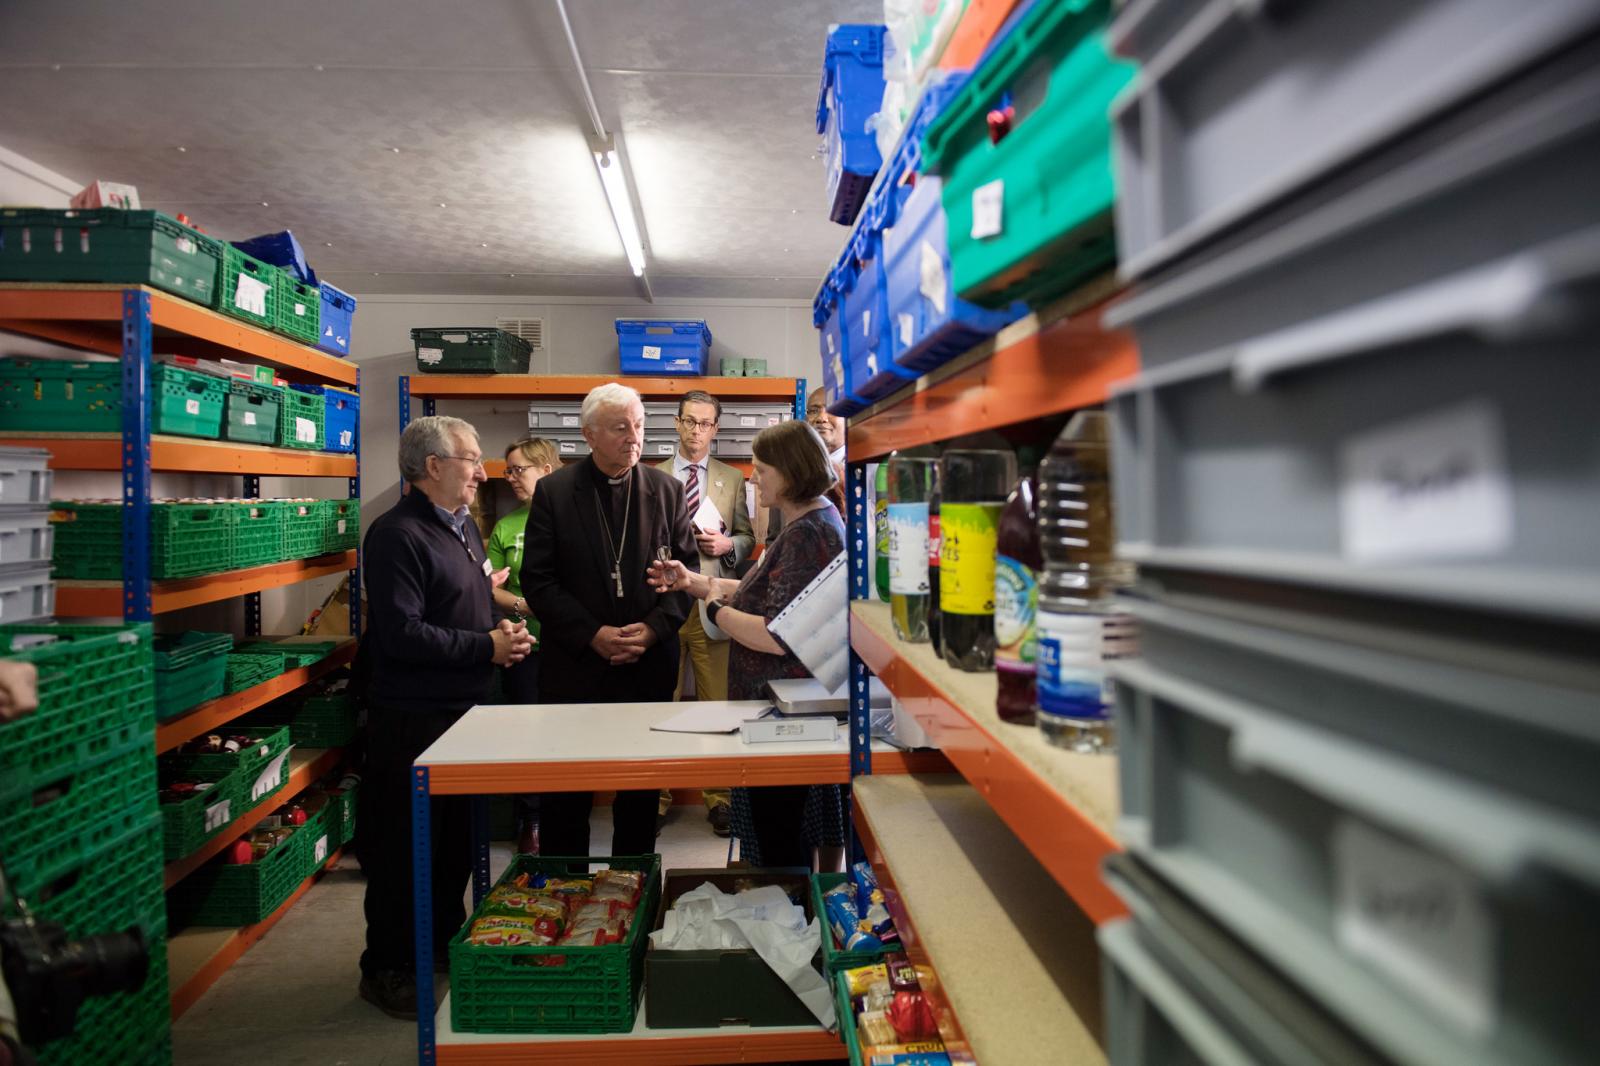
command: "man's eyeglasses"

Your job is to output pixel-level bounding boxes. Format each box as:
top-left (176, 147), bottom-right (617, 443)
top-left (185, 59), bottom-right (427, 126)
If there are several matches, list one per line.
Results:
top-left (435, 453), bottom-right (485, 470)
top-left (678, 417), bottom-right (718, 432)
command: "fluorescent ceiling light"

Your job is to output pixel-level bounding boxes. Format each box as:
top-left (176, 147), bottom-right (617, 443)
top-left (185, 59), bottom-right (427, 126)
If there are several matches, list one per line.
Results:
top-left (594, 149), bottom-right (646, 277)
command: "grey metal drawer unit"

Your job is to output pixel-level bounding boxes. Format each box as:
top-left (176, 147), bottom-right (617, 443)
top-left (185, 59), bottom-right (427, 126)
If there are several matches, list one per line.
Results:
top-left (0, 447), bottom-right (52, 509)
top-left (1108, 0), bottom-right (1600, 277)
top-left (526, 401), bottom-right (583, 431)
top-left (0, 564), bottom-right (54, 623)
top-left (0, 511), bottom-right (52, 567)
top-left (713, 433), bottom-right (758, 459)
top-left (644, 401), bottom-right (679, 431)
top-left (718, 404), bottom-right (789, 432)
top-left (1111, 593), bottom-right (1600, 1066)
top-left (543, 429), bottom-right (591, 459)
top-left (642, 435), bottom-right (678, 461)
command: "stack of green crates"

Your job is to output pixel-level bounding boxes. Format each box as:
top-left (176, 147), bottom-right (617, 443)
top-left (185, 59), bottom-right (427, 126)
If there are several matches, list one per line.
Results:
top-left (224, 379), bottom-right (283, 446)
top-left (223, 652), bottom-right (278, 695)
top-left (218, 244), bottom-right (277, 330)
top-left (0, 358), bottom-right (122, 432)
top-left (153, 631), bottom-right (233, 721)
top-left (231, 499), bottom-right (288, 569)
top-left (0, 207), bottom-right (222, 308)
top-left (274, 270), bottom-right (321, 345)
top-left (300, 801), bottom-right (336, 878)
top-left (0, 621), bottom-right (168, 1066)
top-left (278, 388), bottom-right (325, 449)
top-left (150, 363), bottom-right (227, 438)
top-left (330, 780), bottom-right (359, 848)
top-left (163, 723), bottom-right (292, 787)
top-left (234, 639), bottom-right (335, 670)
top-left (283, 500), bottom-right (326, 559)
top-left (325, 499), bottom-right (360, 553)
top-left (168, 817), bottom-right (310, 927)
top-left (158, 763), bottom-right (243, 860)
top-left (251, 681), bottom-right (356, 748)
top-left (50, 500), bottom-right (233, 580)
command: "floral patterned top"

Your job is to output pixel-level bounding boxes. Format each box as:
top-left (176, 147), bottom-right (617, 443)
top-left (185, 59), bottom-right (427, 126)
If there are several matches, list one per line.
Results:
top-left (726, 504), bottom-right (846, 701)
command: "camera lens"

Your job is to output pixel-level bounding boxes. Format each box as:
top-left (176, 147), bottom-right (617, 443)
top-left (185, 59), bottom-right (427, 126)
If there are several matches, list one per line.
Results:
top-left (58, 926), bottom-right (149, 996)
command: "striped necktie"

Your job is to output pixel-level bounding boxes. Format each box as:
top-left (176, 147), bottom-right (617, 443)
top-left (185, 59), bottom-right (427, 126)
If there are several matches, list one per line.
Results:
top-left (684, 462), bottom-right (700, 517)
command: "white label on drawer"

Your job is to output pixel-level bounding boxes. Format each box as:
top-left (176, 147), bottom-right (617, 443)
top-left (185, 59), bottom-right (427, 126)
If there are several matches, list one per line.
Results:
top-left (861, 309), bottom-right (871, 337)
top-left (562, 414), bottom-right (579, 427)
top-left (971, 179), bottom-right (1004, 239)
top-left (337, 519), bottom-right (347, 534)
top-left (185, 398), bottom-right (200, 415)
top-left (234, 272), bottom-right (268, 316)
top-left (251, 747), bottom-right (293, 802)
top-left (243, 411), bottom-right (256, 426)
top-left (560, 440), bottom-right (577, 454)
top-left (1333, 819), bottom-right (1495, 1035)
top-left (417, 347), bottom-right (443, 365)
top-left (919, 239), bottom-right (947, 314)
top-left (176, 236), bottom-right (196, 255)
top-left (740, 415), bottom-right (756, 427)
top-left (339, 429), bottom-right (353, 447)
top-left (294, 302), bottom-right (306, 317)
top-left (1339, 400), bottom-right (1511, 563)
top-left (203, 798), bottom-right (232, 832)
top-left (642, 345), bottom-right (662, 360)
top-left (295, 416), bottom-right (316, 442)
top-left (313, 835), bottom-right (329, 864)
top-left (898, 312), bottom-right (915, 346)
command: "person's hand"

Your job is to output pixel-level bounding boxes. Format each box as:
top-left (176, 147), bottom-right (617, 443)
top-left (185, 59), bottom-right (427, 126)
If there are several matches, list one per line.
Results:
top-left (490, 619), bottom-right (533, 666)
top-left (489, 566), bottom-right (511, 589)
top-left (0, 660), bottom-right (38, 722)
top-left (609, 622), bottom-right (657, 665)
top-left (590, 625), bottom-right (636, 664)
top-left (695, 528), bottom-right (733, 557)
top-left (646, 558), bottom-right (696, 596)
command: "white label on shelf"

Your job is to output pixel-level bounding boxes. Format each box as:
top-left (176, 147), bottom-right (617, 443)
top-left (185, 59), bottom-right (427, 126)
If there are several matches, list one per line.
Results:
top-left (417, 347), bottom-right (444, 365)
top-left (861, 309), bottom-right (871, 337)
top-left (642, 345), bottom-right (662, 360)
top-left (250, 747), bottom-right (294, 802)
top-left (1339, 400), bottom-right (1512, 563)
top-left (294, 302), bottom-right (306, 317)
top-left (185, 398), bottom-right (200, 415)
top-left (176, 236), bottom-right (196, 255)
top-left (203, 798), bottom-right (232, 832)
top-left (295, 416), bottom-right (316, 442)
top-left (898, 312), bottom-right (915, 346)
top-left (1333, 819), bottom-right (1496, 1035)
top-left (313, 835), bottom-right (329, 864)
top-left (919, 239), bottom-right (947, 314)
top-left (339, 429), bottom-right (353, 447)
top-left (971, 179), bottom-right (1004, 239)
top-left (562, 415), bottom-right (579, 427)
top-left (337, 519), bottom-right (347, 534)
top-left (741, 415), bottom-right (756, 427)
top-left (234, 272), bottom-right (268, 316)
top-left (243, 412), bottom-right (257, 426)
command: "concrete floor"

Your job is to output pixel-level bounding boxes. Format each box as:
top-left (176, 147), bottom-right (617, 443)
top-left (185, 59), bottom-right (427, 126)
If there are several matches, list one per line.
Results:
top-left (171, 805), bottom-right (735, 1066)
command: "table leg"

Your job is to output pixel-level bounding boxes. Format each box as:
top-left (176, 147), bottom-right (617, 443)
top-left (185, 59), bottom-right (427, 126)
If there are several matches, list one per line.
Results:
top-left (412, 765), bottom-right (435, 1064)
top-left (471, 795), bottom-right (491, 907)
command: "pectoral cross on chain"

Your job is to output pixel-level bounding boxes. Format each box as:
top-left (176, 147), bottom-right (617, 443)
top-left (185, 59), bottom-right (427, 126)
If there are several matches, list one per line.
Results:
top-left (613, 564), bottom-right (624, 598)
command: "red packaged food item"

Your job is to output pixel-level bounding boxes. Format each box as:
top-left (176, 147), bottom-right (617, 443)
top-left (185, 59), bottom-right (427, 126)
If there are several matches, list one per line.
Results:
top-left (887, 990), bottom-right (940, 1042)
top-left (465, 914), bottom-right (555, 947)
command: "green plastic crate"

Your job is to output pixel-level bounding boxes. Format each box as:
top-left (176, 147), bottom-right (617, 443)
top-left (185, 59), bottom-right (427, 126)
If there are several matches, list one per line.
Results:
top-left (224, 379), bottom-right (283, 446)
top-left (325, 499), bottom-right (360, 553)
top-left (835, 968), bottom-right (866, 1066)
top-left (151, 362), bottom-right (227, 439)
top-left (31, 815), bottom-right (165, 940)
top-left (153, 630), bottom-right (233, 721)
top-left (273, 268), bottom-right (321, 345)
top-left (159, 764), bottom-right (244, 860)
top-left (279, 387), bottom-right (324, 449)
top-left (163, 722), bottom-right (290, 783)
top-left (50, 500), bottom-right (234, 580)
top-left (0, 358), bottom-right (121, 433)
top-left (921, 0), bottom-right (1133, 307)
top-left (331, 780), bottom-right (358, 848)
top-left (449, 853), bottom-right (661, 1034)
top-left (222, 656), bottom-right (274, 695)
top-left (251, 685), bottom-right (356, 748)
top-left (284, 500), bottom-right (325, 558)
top-left (0, 622), bottom-right (153, 806)
top-left (411, 327), bottom-right (533, 374)
top-left (218, 243), bottom-right (277, 329)
top-left (231, 498), bottom-right (288, 569)
top-left (301, 803), bottom-right (337, 879)
top-left (233, 638), bottom-right (333, 670)
top-left (168, 817), bottom-right (313, 926)
top-left (0, 207), bottom-right (222, 307)
top-left (0, 744), bottom-right (158, 894)
top-left (812, 872), bottom-right (894, 975)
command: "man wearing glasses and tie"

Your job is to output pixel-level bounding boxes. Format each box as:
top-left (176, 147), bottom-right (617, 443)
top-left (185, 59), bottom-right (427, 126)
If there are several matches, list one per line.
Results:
top-left (655, 389), bottom-right (754, 836)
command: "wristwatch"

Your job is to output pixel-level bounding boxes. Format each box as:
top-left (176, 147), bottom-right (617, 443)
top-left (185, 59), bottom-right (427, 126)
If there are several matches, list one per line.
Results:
top-left (706, 600), bottom-right (724, 625)
top-left (512, 596), bottom-right (527, 619)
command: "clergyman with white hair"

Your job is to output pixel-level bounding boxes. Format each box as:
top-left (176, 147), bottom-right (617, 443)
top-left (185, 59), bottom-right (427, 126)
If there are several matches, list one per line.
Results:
top-left (519, 382), bottom-right (699, 863)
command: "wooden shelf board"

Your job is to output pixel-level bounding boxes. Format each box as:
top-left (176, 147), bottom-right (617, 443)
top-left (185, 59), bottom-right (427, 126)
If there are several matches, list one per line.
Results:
top-left (162, 746), bottom-right (340, 890)
top-left (56, 550), bottom-right (357, 616)
top-left (156, 641), bottom-right (355, 753)
top-left (0, 283), bottom-right (356, 386)
top-left (851, 600), bottom-right (1124, 924)
top-left (853, 773), bottom-right (1106, 1066)
top-left (0, 432), bottom-right (357, 476)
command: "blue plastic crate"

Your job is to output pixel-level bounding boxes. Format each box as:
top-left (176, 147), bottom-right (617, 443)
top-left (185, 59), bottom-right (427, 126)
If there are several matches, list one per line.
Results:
top-left (616, 320), bottom-right (711, 376)
top-left (289, 383), bottom-right (359, 452)
top-left (817, 24), bottom-right (888, 226)
top-left (316, 282), bottom-right (356, 358)
top-left (815, 262), bottom-right (869, 416)
top-left (229, 230), bottom-right (314, 284)
top-left (845, 191), bottom-right (920, 404)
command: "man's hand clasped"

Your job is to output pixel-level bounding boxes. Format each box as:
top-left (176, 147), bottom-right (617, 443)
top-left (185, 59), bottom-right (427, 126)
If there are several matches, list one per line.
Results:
top-left (490, 618), bottom-right (534, 666)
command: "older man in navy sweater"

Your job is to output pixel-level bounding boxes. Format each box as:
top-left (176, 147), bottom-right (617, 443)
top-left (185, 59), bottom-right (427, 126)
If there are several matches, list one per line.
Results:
top-left (357, 415), bottom-right (532, 1019)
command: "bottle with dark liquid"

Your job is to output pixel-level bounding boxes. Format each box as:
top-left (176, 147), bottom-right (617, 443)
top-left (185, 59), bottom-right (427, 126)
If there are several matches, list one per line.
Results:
top-left (928, 463), bottom-right (942, 656)
top-left (995, 448), bottom-right (1041, 724)
top-left (939, 447), bottom-right (1016, 672)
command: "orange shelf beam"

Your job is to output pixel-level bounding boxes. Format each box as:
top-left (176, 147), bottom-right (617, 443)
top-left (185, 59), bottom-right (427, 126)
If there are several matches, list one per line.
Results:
top-left (163, 746), bottom-right (341, 890)
top-left (481, 456), bottom-right (754, 479)
top-left (56, 550), bottom-right (357, 617)
top-left (408, 374), bottom-right (799, 400)
top-left (0, 433), bottom-right (357, 476)
top-left (851, 603), bottom-right (1126, 924)
top-left (0, 284), bottom-right (356, 386)
top-left (167, 845), bottom-right (345, 1020)
top-left (156, 641), bottom-right (356, 754)
top-left (434, 1027), bottom-right (846, 1065)
top-left (845, 296), bottom-right (1138, 460)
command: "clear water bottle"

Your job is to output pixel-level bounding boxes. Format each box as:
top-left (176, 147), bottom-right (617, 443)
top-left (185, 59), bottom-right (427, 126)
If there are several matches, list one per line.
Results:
top-left (1034, 411), bottom-right (1138, 752)
top-left (887, 453), bottom-right (936, 642)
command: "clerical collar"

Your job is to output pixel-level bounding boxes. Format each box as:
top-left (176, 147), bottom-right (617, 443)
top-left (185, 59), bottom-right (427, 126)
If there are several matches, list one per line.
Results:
top-left (589, 457), bottom-right (632, 487)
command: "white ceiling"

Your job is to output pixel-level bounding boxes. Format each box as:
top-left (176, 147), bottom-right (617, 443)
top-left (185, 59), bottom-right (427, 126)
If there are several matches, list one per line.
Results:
top-left (0, 0), bottom-right (877, 299)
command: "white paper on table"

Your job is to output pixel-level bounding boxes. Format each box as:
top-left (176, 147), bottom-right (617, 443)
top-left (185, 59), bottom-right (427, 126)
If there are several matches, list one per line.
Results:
top-left (767, 551), bottom-right (848, 692)
top-left (690, 494), bottom-right (725, 535)
top-left (649, 882), bottom-right (835, 1028)
top-left (650, 703), bottom-right (769, 734)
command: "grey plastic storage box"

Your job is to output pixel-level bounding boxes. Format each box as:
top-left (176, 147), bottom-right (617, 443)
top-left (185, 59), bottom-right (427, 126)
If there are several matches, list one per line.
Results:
top-left (713, 433), bottom-right (758, 460)
top-left (0, 447), bottom-right (52, 509)
top-left (544, 430), bottom-right (591, 460)
top-left (1107, 0), bottom-right (1600, 278)
top-left (1111, 592), bottom-right (1600, 1066)
top-left (642, 435), bottom-right (677, 461)
top-left (719, 404), bottom-right (789, 432)
top-left (0, 512), bottom-right (52, 567)
top-left (643, 402), bottom-right (679, 432)
top-left (1100, 855), bottom-right (1387, 1066)
top-left (526, 401), bottom-right (583, 431)
top-left (0, 564), bottom-right (54, 623)
top-left (1107, 41), bottom-right (1600, 627)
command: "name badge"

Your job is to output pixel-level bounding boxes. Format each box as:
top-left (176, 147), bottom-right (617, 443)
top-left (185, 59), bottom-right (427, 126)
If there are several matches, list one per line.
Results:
top-left (482, 558), bottom-right (493, 576)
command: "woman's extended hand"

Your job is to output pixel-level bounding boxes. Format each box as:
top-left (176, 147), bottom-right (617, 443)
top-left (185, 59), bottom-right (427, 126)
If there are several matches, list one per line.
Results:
top-left (646, 558), bottom-right (697, 596)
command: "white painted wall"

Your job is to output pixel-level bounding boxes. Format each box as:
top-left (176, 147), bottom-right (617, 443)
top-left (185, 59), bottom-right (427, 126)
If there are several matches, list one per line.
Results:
top-left (0, 145), bottom-right (77, 207)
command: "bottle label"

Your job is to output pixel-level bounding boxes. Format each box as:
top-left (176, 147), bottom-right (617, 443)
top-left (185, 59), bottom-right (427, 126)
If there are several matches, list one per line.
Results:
top-left (1035, 610), bottom-right (1139, 719)
top-left (993, 554), bottom-right (1037, 673)
top-left (887, 502), bottom-right (930, 594)
top-left (928, 512), bottom-right (941, 568)
top-left (939, 502), bottom-right (1001, 615)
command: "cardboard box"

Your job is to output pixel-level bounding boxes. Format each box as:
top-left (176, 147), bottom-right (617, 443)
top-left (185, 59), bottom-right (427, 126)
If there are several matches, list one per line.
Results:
top-left (70, 180), bottom-right (141, 210)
